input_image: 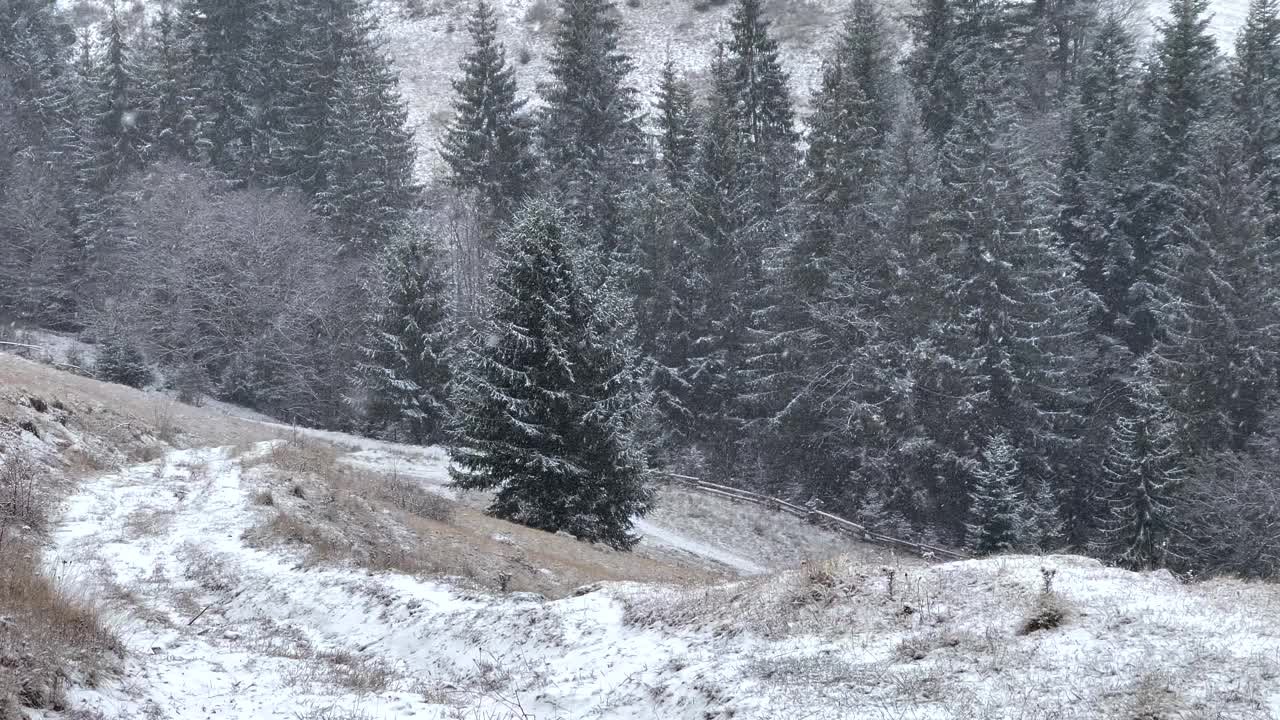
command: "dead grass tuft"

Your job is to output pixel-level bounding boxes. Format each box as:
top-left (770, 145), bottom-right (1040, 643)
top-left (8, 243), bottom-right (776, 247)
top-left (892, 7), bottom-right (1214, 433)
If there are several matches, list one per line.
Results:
top-left (0, 549), bottom-right (122, 712)
top-left (242, 435), bottom-right (340, 476)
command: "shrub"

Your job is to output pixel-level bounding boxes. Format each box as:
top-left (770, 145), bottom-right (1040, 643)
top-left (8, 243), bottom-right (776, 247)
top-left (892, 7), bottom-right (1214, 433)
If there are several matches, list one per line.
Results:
top-left (0, 447), bottom-right (43, 534)
top-left (93, 338), bottom-right (153, 389)
top-left (517, 47), bottom-right (532, 65)
top-left (375, 473), bottom-right (455, 523)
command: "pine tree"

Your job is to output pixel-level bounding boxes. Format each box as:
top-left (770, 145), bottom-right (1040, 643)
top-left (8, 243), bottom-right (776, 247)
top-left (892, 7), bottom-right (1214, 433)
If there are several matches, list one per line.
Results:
top-left (313, 44), bottom-right (420, 254)
top-left (1, 0), bottom-right (81, 324)
top-left (758, 0), bottom-right (896, 499)
top-left (712, 0), bottom-right (801, 482)
top-left (1099, 361), bottom-right (1183, 569)
top-left (359, 229), bottom-right (453, 444)
top-left (1146, 0), bottom-right (1221, 187)
top-left (621, 172), bottom-right (701, 445)
top-left (262, 0), bottom-right (355, 191)
top-left (1057, 14), bottom-right (1143, 351)
top-left (1134, 0), bottom-right (1221, 357)
top-left (441, 0), bottom-right (536, 226)
top-left (538, 0), bottom-right (644, 250)
top-left (906, 0), bottom-right (960, 142)
top-left (680, 50), bottom-right (762, 480)
top-left (450, 199), bottom-right (654, 549)
top-left (967, 434), bottom-right (1028, 554)
top-left (181, 0), bottom-right (268, 174)
top-left (792, 0), bottom-right (894, 304)
top-left (95, 337), bottom-right (154, 389)
top-left (1233, 0), bottom-right (1280, 226)
top-left (141, 2), bottom-right (199, 160)
top-left (653, 60), bottom-right (698, 188)
top-left (77, 4), bottom-right (147, 204)
top-left (1150, 123), bottom-right (1280, 454)
top-left (922, 12), bottom-right (1092, 536)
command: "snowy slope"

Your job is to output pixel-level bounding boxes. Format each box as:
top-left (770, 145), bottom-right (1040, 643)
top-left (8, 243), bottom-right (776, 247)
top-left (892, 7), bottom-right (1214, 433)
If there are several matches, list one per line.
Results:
top-left (381, 0), bottom-right (1252, 181)
top-left (44, 442), bottom-right (1280, 719)
top-left (9, 352), bottom-right (1280, 719)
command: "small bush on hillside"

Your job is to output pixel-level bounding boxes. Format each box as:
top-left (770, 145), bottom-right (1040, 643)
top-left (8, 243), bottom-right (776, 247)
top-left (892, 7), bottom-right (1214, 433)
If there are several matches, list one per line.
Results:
top-left (376, 473), bottom-right (454, 523)
top-left (517, 47), bottom-right (532, 64)
top-left (93, 339), bottom-right (153, 389)
top-left (1020, 572), bottom-right (1070, 635)
top-left (173, 362), bottom-right (211, 406)
top-left (0, 447), bottom-right (42, 534)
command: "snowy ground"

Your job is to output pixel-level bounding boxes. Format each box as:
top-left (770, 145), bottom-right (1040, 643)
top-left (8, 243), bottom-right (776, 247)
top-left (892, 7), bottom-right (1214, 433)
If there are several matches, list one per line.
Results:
top-left (11, 351), bottom-right (1280, 719)
top-left (41, 441), bottom-right (1280, 719)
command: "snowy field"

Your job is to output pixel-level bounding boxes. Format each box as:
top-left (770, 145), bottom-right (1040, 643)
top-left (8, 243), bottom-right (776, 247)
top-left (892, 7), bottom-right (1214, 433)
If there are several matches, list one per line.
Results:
top-left (6, 351), bottom-right (1280, 718)
top-left (39, 442), bottom-right (1280, 719)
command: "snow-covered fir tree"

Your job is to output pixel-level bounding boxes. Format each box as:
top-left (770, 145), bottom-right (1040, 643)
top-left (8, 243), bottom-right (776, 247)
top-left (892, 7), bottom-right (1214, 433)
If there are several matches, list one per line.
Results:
top-left (140, 2), bottom-right (199, 161)
top-left (653, 60), bottom-right (698, 188)
top-left (450, 199), bottom-right (653, 549)
top-left (1233, 0), bottom-right (1280, 228)
top-left (180, 0), bottom-right (268, 174)
top-left (442, 0), bottom-right (536, 227)
top-left (1099, 361), bottom-right (1184, 569)
top-left (313, 45), bottom-right (420, 255)
top-left (359, 229), bottom-right (453, 444)
top-left (1150, 122), bottom-right (1280, 455)
top-left (967, 434), bottom-right (1028, 555)
top-left (537, 0), bottom-right (644, 251)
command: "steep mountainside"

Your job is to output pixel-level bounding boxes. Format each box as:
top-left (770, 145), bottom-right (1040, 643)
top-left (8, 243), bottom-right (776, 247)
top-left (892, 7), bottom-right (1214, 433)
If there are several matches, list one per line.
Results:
top-left (381, 0), bottom-right (1252, 179)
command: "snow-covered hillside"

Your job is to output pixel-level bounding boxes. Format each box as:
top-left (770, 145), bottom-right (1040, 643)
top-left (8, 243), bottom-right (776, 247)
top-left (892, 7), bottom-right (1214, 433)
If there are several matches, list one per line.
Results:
top-left (42, 444), bottom-right (1280, 719)
top-left (6, 352), bottom-right (1280, 719)
top-left (380, 0), bottom-right (1252, 180)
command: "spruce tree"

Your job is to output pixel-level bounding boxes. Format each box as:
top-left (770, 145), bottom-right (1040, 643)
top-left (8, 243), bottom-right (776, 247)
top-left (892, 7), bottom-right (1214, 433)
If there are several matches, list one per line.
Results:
top-left (715, 0), bottom-right (800, 483)
top-left (681, 51), bottom-right (762, 480)
top-left (1057, 14), bottom-right (1143, 351)
top-left (1146, 0), bottom-right (1221, 187)
top-left (967, 434), bottom-right (1028, 555)
top-left (924, 14), bottom-right (1091, 535)
top-left (1233, 0), bottom-right (1280, 227)
top-left (450, 199), bottom-right (653, 549)
top-left (792, 0), bottom-right (894, 303)
top-left (653, 60), bottom-right (698, 188)
top-left (621, 172), bottom-right (702, 446)
top-left (359, 230), bottom-right (453, 444)
top-left (141, 2), bottom-right (199, 160)
top-left (263, 0), bottom-right (355, 191)
top-left (761, 0), bottom-right (895, 498)
top-left (906, 0), bottom-right (960, 142)
top-left (441, 0), bottom-right (536, 226)
top-left (86, 3), bottom-right (147, 183)
top-left (1150, 123), bottom-right (1280, 454)
top-left (313, 45), bottom-right (420, 254)
top-left (181, 0), bottom-right (268, 174)
top-left (1099, 361), bottom-right (1183, 569)
top-left (538, 0), bottom-right (644, 250)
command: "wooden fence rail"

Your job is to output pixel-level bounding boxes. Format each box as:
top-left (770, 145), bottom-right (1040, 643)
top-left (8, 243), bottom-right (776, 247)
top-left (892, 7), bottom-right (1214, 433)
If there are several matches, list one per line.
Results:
top-left (648, 470), bottom-right (969, 561)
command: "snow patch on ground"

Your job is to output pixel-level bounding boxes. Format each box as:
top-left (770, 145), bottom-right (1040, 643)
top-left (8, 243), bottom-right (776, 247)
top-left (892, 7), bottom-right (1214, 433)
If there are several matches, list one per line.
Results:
top-left (633, 517), bottom-right (767, 574)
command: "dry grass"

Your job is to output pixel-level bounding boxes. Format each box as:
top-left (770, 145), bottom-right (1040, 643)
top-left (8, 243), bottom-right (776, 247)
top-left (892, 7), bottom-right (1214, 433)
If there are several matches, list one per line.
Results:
top-left (241, 436), bottom-right (718, 598)
top-left (0, 549), bottom-right (123, 713)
